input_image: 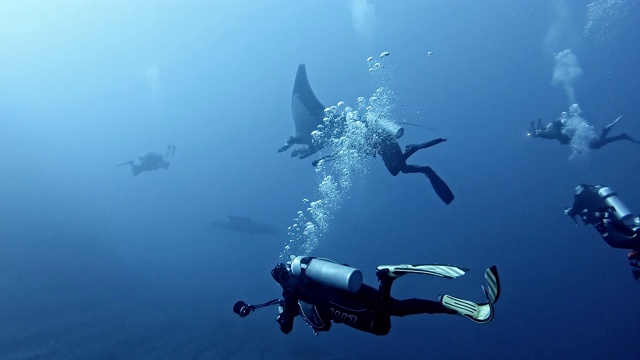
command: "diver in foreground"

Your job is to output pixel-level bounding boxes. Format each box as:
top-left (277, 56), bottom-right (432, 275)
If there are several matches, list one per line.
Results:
top-left (565, 184), bottom-right (640, 281)
top-left (528, 116), bottom-right (640, 149)
top-left (233, 256), bottom-right (500, 335)
top-left (117, 145), bottom-right (176, 176)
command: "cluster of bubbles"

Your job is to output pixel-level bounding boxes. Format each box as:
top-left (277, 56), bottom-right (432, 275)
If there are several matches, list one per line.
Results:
top-left (279, 54), bottom-right (400, 262)
top-left (552, 49), bottom-right (583, 105)
top-left (559, 104), bottom-right (597, 159)
top-left (584, 0), bottom-right (630, 40)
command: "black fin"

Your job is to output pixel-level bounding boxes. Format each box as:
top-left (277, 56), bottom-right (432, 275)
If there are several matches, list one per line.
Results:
top-left (425, 167), bottom-right (454, 204)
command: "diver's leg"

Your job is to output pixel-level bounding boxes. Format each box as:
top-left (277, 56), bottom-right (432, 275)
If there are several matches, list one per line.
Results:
top-left (297, 146), bottom-right (318, 159)
top-left (390, 298), bottom-right (456, 316)
top-left (378, 264), bottom-right (459, 316)
top-left (398, 164), bottom-right (424, 174)
top-left (402, 138), bottom-right (447, 162)
top-left (312, 154), bottom-right (335, 167)
top-left (593, 134), bottom-right (640, 149)
top-left (599, 115), bottom-right (623, 140)
top-left (368, 268), bottom-right (397, 334)
top-left (291, 146), bottom-right (317, 159)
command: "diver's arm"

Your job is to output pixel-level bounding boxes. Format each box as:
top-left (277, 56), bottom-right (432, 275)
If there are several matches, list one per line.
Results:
top-left (297, 146), bottom-right (318, 160)
top-left (116, 161), bottom-right (133, 167)
top-left (422, 138), bottom-right (447, 149)
top-left (277, 288), bottom-right (299, 334)
top-left (312, 154), bottom-right (335, 167)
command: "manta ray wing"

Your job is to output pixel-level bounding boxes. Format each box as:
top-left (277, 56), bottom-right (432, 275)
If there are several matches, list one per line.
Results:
top-left (291, 64), bottom-right (326, 145)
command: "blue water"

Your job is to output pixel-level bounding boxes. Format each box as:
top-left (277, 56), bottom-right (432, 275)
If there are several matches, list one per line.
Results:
top-left (1, 1), bottom-right (639, 359)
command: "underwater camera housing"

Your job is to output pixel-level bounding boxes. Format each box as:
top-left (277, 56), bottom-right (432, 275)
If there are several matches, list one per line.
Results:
top-left (233, 299), bottom-right (282, 318)
top-left (233, 301), bottom-right (254, 317)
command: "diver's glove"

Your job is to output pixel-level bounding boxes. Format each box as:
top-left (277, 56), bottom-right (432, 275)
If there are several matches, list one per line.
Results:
top-left (275, 305), bottom-right (285, 324)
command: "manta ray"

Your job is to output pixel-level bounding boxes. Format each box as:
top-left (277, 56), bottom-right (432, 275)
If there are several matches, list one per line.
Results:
top-left (277, 64), bottom-right (326, 159)
top-left (211, 216), bottom-right (278, 235)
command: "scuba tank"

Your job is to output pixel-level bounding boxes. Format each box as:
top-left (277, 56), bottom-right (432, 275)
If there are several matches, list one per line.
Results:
top-left (384, 122), bottom-right (404, 139)
top-left (597, 186), bottom-right (634, 226)
top-left (290, 256), bottom-right (363, 293)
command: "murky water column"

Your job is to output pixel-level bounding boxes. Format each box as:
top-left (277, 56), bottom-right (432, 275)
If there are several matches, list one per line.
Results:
top-left (279, 56), bottom-right (399, 262)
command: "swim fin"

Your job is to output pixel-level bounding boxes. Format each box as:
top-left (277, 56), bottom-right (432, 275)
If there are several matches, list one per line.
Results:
top-left (440, 295), bottom-right (493, 323)
top-left (376, 264), bottom-right (469, 279)
top-left (425, 167), bottom-right (454, 205)
top-left (440, 265), bottom-right (501, 323)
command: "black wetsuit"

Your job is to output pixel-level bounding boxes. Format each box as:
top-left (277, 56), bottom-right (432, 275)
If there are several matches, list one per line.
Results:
top-left (531, 119), bottom-right (570, 144)
top-left (272, 264), bottom-right (454, 336)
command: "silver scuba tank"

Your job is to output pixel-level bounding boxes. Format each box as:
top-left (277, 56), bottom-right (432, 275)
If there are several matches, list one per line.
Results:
top-left (382, 122), bottom-right (404, 139)
top-left (597, 186), bottom-right (634, 225)
top-left (290, 256), bottom-right (363, 293)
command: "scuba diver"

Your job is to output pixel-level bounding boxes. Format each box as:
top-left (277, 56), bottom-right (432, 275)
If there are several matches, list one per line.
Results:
top-left (312, 118), bottom-right (454, 205)
top-left (528, 115), bottom-right (640, 149)
top-left (565, 184), bottom-right (640, 281)
top-left (233, 256), bottom-right (500, 336)
top-left (374, 132), bottom-right (454, 205)
top-left (117, 145), bottom-right (176, 176)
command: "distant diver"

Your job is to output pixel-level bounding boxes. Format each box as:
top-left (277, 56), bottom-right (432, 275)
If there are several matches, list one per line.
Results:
top-left (117, 145), bottom-right (176, 176)
top-left (528, 116), bottom-right (640, 149)
top-left (210, 215), bottom-right (278, 235)
top-left (565, 184), bottom-right (640, 281)
top-left (280, 64), bottom-right (453, 204)
top-left (233, 256), bottom-right (501, 336)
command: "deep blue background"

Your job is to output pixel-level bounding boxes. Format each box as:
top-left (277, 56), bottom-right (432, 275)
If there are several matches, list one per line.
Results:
top-left (1, 1), bottom-right (639, 359)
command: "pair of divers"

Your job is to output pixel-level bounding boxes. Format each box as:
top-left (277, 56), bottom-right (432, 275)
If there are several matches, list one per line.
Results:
top-left (234, 256), bottom-right (500, 336)
top-left (236, 65), bottom-right (500, 336)
top-left (117, 145), bottom-right (176, 176)
top-left (566, 184), bottom-right (640, 281)
top-left (277, 64), bottom-right (454, 205)
top-left (528, 116), bottom-right (640, 149)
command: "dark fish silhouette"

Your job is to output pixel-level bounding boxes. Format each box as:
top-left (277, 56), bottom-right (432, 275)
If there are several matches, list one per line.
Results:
top-left (210, 216), bottom-right (278, 235)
